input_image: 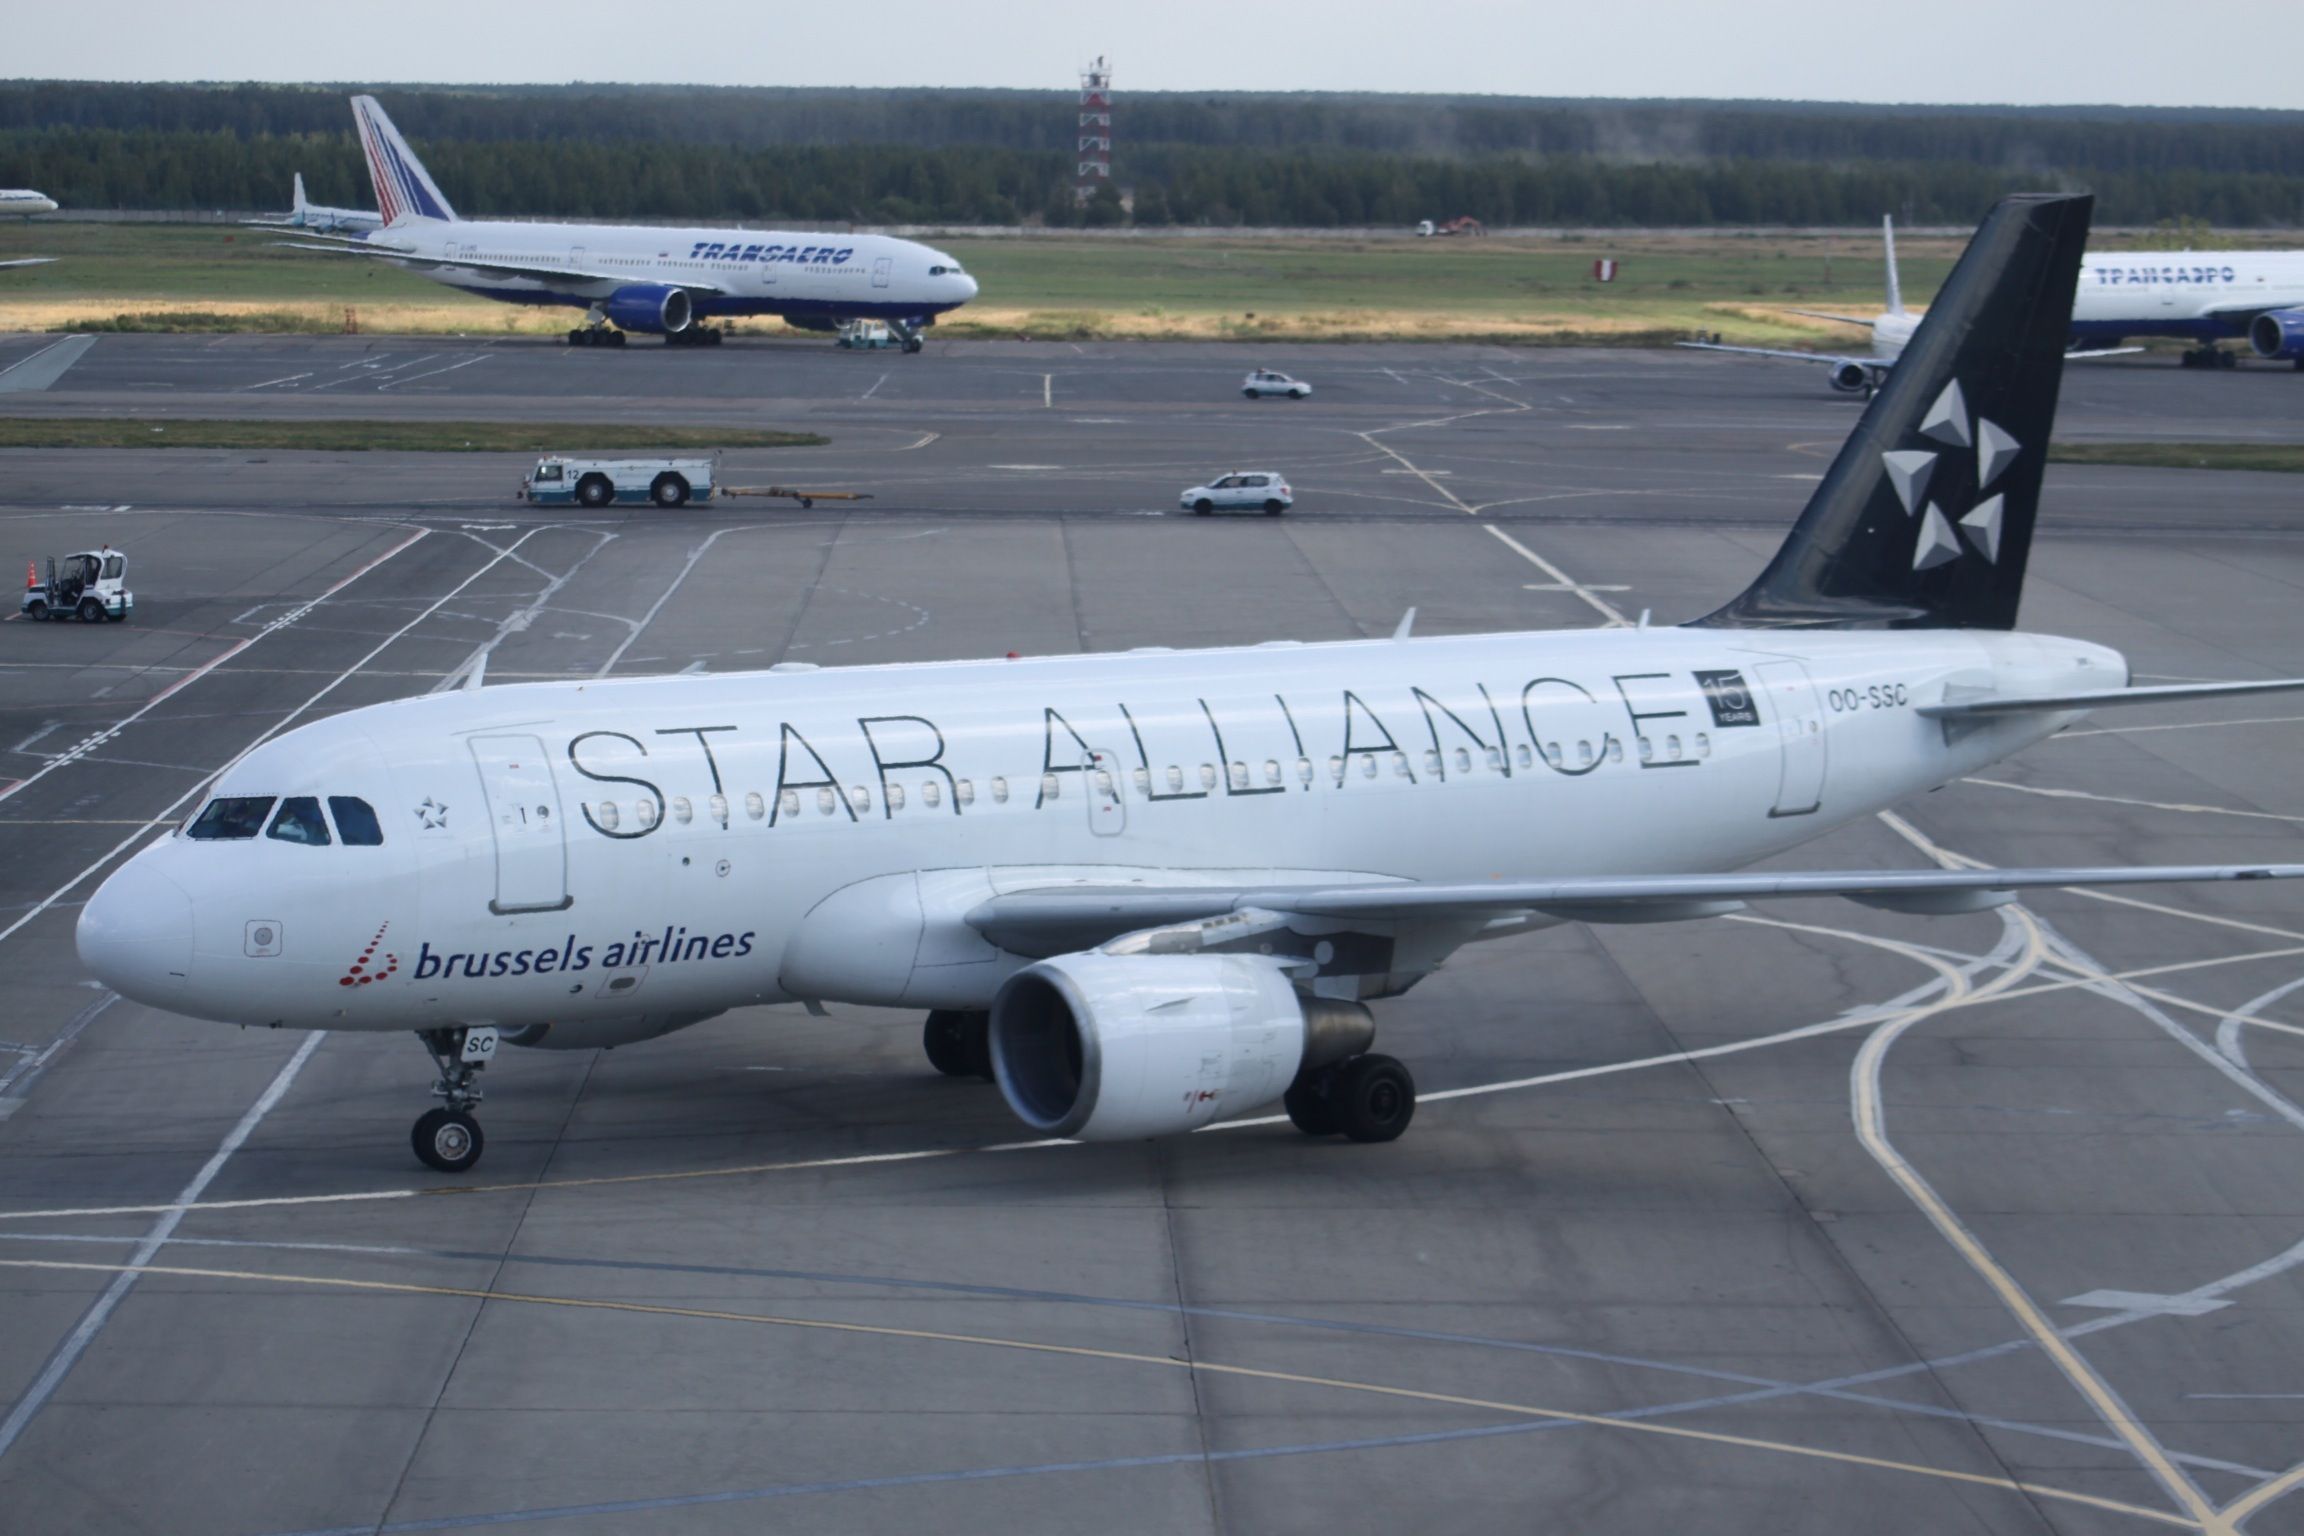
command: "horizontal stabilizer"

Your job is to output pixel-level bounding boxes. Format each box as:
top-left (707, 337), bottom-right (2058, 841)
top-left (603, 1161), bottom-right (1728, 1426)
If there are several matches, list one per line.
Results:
top-left (1676, 340), bottom-right (1875, 369)
top-left (1782, 308), bottom-right (1878, 328)
top-left (1920, 677), bottom-right (2304, 719)
top-left (969, 862), bottom-right (2304, 951)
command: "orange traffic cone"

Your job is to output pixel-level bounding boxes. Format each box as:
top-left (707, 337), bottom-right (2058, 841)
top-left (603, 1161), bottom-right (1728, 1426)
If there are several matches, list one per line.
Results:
top-left (24, 561), bottom-right (35, 591)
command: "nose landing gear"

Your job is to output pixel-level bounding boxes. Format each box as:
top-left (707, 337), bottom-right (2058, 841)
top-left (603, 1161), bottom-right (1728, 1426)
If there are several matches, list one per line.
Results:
top-left (412, 1026), bottom-right (496, 1173)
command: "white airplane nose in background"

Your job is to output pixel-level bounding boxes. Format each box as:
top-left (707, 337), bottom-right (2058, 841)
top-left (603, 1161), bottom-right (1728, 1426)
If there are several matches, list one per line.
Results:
top-left (77, 861), bottom-right (194, 1004)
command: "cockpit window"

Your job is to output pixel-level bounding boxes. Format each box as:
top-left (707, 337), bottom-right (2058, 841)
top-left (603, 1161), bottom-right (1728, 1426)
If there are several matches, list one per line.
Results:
top-left (266, 797), bottom-right (331, 846)
top-left (329, 796), bottom-right (383, 846)
top-left (186, 796), bottom-right (275, 840)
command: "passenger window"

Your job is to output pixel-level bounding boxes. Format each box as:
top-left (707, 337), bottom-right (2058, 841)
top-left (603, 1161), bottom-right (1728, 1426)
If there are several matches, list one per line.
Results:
top-left (266, 797), bottom-right (331, 846)
top-left (1200, 763), bottom-right (1219, 790)
top-left (851, 786), bottom-right (872, 814)
top-left (594, 801), bottom-right (621, 832)
top-left (991, 776), bottom-right (1009, 804)
top-left (779, 789), bottom-right (799, 818)
top-left (1360, 756), bottom-right (1377, 780)
top-left (1578, 741), bottom-right (1594, 766)
top-left (922, 780), bottom-right (942, 808)
top-left (671, 796), bottom-right (694, 825)
top-left (1637, 737), bottom-right (1653, 762)
top-left (815, 787), bottom-right (836, 815)
top-left (956, 779), bottom-right (975, 806)
top-left (1264, 759), bottom-right (1282, 786)
top-left (1515, 744), bottom-right (1532, 770)
top-left (328, 796), bottom-right (383, 846)
top-left (187, 796), bottom-right (276, 840)
top-left (1695, 733), bottom-right (1712, 759)
top-left (103, 556), bottom-right (124, 580)
top-left (1547, 743), bottom-right (1565, 769)
top-left (1041, 774), bottom-right (1061, 801)
top-left (1607, 740), bottom-right (1624, 764)
top-left (1228, 762), bottom-right (1248, 791)
top-left (1166, 765), bottom-right (1185, 793)
top-left (635, 798), bottom-right (659, 828)
top-left (745, 791), bottom-right (766, 821)
top-left (1455, 749), bottom-right (1473, 774)
top-left (1131, 767), bottom-right (1150, 793)
top-left (887, 783), bottom-right (906, 811)
top-left (1667, 734), bottom-right (1683, 761)
top-left (1392, 752), bottom-right (1410, 777)
top-left (1296, 757), bottom-right (1313, 785)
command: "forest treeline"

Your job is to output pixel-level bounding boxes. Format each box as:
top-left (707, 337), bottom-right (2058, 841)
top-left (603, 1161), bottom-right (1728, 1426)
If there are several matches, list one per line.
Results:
top-left (3, 82), bottom-right (2299, 226)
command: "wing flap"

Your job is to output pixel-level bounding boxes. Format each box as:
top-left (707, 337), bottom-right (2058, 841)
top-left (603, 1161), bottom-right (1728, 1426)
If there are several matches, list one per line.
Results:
top-left (1675, 341), bottom-right (1875, 369)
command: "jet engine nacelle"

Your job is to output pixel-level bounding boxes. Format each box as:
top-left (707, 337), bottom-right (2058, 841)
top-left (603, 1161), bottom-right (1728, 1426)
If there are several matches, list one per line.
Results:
top-left (2248, 307), bottom-right (2304, 360)
top-left (499, 1010), bottom-right (721, 1050)
top-left (988, 953), bottom-right (1373, 1140)
top-left (1829, 361), bottom-right (1872, 393)
top-left (603, 283), bottom-right (693, 335)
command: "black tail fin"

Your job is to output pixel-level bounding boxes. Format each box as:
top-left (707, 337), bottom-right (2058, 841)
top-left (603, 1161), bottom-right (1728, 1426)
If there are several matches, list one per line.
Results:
top-left (1694, 193), bottom-right (2092, 631)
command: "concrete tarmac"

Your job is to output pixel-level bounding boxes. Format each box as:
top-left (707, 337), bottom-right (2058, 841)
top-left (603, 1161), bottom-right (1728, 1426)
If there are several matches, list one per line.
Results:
top-left (0, 335), bottom-right (2299, 1536)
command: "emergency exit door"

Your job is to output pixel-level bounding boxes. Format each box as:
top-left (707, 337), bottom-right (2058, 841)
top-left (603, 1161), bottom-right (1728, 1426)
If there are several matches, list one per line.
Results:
top-left (1753, 661), bottom-right (1827, 817)
top-left (871, 256), bottom-right (893, 288)
top-left (469, 734), bottom-right (573, 913)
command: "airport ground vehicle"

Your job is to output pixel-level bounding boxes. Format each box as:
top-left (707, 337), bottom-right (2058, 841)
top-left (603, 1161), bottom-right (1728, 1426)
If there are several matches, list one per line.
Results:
top-left (1242, 370), bottom-right (1312, 399)
top-left (22, 548), bottom-right (131, 622)
top-left (839, 320), bottom-right (915, 351)
top-left (521, 457), bottom-right (713, 508)
top-left (1180, 471), bottom-right (1293, 516)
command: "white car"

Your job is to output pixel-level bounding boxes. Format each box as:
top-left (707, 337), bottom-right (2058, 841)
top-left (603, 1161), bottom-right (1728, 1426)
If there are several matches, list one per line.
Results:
top-left (1181, 471), bottom-right (1293, 516)
top-left (1242, 369), bottom-right (1312, 399)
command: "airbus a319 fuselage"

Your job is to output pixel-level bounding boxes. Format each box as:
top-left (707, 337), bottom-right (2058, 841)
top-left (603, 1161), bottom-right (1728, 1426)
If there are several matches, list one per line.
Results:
top-left (80, 628), bottom-right (2114, 1039)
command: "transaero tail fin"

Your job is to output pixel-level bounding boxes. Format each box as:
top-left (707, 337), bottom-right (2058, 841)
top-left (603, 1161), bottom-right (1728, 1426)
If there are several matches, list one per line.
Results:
top-left (350, 95), bottom-right (458, 226)
top-left (1694, 193), bottom-right (2091, 632)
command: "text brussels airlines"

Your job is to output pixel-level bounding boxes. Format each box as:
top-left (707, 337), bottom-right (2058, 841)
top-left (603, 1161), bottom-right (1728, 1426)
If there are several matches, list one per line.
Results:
top-left (689, 242), bottom-right (856, 265)
top-left (415, 928), bottom-right (758, 982)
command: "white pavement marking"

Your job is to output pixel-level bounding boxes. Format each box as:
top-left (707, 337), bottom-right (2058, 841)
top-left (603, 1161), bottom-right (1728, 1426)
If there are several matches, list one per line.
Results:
top-left (2215, 974), bottom-right (2304, 1071)
top-left (0, 336), bottom-right (95, 394)
top-left (378, 354), bottom-right (487, 392)
top-left (860, 372), bottom-right (887, 401)
top-left (1484, 524), bottom-right (1633, 626)
top-left (0, 526), bottom-right (430, 811)
top-left (1963, 776), bottom-right (2304, 825)
top-left (0, 526), bottom-right (541, 956)
top-left (0, 1031), bottom-right (321, 1465)
top-left (2062, 1290), bottom-right (2233, 1317)
top-left (1042, 373), bottom-right (1053, 408)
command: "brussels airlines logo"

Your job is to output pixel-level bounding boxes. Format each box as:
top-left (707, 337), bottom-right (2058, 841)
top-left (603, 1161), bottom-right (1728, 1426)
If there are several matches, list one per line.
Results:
top-left (340, 923), bottom-right (401, 988)
top-left (414, 926), bottom-right (757, 983)
top-left (1882, 379), bottom-right (2018, 574)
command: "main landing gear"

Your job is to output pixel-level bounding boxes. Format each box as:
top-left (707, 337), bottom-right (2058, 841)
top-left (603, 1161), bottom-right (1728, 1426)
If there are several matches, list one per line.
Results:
top-left (2179, 345), bottom-right (2238, 370)
top-left (923, 1009), bottom-right (993, 1080)
top-left (412, 1026), bottom-right (496, 1173)
top-left (1284, 1053), bottom-right (1417, 1143)
top-left (567, 324), bottom-right (626, 348)
top-left (664, 325), bottom-right (726, 347)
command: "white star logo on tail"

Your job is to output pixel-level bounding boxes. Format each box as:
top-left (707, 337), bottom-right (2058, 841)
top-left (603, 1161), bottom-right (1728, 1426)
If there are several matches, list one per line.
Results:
top-left (1892, 380), bottom-right (2020, 571)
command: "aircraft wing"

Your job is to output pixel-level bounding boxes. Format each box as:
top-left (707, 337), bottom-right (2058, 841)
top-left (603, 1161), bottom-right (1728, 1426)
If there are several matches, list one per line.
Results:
top-left (2066, 345), bottom-right (2145, 359)
top-left (1781, 308), bottom-right (1875, 327)
top-left (0, 257), bottom-right (55, 269)
top-left (1920, 677), bottom-right (2304, 718)
top-left (1675, 340), bottom-right (1878, 370)
top-left (273, 237), bottom-right (729, 296)
top-left (969, 862), bottom-right (2304, 950)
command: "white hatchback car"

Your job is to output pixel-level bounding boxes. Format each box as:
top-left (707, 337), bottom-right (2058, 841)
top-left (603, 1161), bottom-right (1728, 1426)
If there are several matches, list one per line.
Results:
top-left (1242, 369), bottom-right (1312, 399)
top-left (1181, 471), bottom-right (1293, 516)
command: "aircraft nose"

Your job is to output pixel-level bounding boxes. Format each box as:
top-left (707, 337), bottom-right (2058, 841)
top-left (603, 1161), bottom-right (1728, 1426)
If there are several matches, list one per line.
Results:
top-left (78, 858), bottom-right (194, 1004)
top-left (957, 272), bottom-right (980, 301)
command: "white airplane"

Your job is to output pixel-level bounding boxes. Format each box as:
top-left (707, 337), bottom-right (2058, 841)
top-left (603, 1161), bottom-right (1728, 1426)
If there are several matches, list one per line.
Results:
top-left (244, 172), bottom-right (381, 236)
top-left (1681, 215), bottom-right (2141, 395)
top-left (1678, 216), bottom-right (1921, 396)
top-left (79, 194), bottom-right (2304, 1175)
top-left (2071, 248), bottom-right (2304, 370)
top-left (1, 187), bottom-right (58, 268)
top-left (280, 96), bottom-right (977, 349)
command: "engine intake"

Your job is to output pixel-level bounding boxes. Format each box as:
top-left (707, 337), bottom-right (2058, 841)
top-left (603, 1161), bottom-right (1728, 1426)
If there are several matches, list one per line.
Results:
top-left (603, 283), bottom-right (693, 335)
top-left (1829, 361), bottom-right (1871, 393)
top-left (989, 954), bottom-right (1372, 1140)
top-left (2248, 307), bottom-right (2304, 361)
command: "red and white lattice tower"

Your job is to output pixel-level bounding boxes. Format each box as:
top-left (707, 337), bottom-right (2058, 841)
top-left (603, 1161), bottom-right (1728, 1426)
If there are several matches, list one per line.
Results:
top-left (1075, 56), bottom-right (1112, 204)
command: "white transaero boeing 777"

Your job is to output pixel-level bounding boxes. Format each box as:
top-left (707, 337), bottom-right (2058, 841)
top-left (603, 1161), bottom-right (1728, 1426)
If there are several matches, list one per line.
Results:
top-left (80, 194), bottom-right (2304, 1174)
top-left (277, 97), bottom-right (978, 350)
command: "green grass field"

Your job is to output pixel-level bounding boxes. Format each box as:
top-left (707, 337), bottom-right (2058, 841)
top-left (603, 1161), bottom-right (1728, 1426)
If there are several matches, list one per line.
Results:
top-left (0, 419), bottom-right (824, 452)
top-left (0, 223), bottom-right (1966, 345)
top-left (2047, 442), bottom-right (2304, 473)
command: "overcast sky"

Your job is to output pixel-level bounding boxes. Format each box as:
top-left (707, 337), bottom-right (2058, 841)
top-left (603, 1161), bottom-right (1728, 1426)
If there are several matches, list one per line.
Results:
top-left (10, 0), bottom-right (2302, 110)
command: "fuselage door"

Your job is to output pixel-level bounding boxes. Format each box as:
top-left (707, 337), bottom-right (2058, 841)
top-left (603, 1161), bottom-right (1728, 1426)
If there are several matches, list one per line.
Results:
top-left (1753, 660), bottom-right (1826, 817)
top-left (569, 245), bottom-right (586, 275)
top-left (469, 734), bottom-right (573, 913)
top-left (871, 256), bottom-right (893, 289)
top-left (1085, 748), bottom-right (1126, 837)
